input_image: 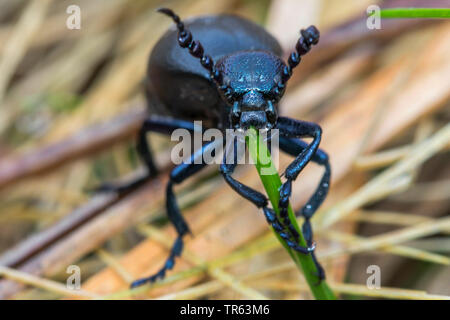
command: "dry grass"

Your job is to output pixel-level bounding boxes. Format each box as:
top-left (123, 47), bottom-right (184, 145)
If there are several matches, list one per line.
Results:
top-left (0, 0), bottom-right (448, 300)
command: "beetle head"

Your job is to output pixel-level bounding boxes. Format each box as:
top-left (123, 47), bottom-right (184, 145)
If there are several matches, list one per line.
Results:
top-left (215, 51), bottom-right (286, 130)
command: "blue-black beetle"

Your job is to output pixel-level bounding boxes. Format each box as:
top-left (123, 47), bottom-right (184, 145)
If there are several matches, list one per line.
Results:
top-left (98, 8), bottom-right (330, 288)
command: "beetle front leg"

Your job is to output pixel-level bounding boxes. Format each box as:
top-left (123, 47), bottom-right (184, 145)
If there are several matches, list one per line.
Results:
top-left (95, 116), bottom-right (202, 194)
top-left (130, 139), bottom-right (216, 288)
top-left (279, 136), bottom-right (330, 222)
top-left (276, 117), bottom-right (322, 219)
top-left (279, 136), bottom-right (330, 280)
top-left (219, 140), bottom-right (314, 255)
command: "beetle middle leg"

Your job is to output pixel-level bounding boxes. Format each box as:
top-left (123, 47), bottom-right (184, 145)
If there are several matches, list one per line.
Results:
top-left (219, 138), bottom-right (315, 254)
top-left (95, 116), bottom-right (202, 194)
top-left (130, 139), bottom-right (218, 288)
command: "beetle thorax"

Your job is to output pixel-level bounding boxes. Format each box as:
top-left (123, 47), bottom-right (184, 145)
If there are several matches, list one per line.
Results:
top-left (216, 51), bottom-right (284, 98)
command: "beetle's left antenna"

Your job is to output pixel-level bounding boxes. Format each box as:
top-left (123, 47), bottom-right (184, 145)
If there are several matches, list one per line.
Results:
top-left (157, 8), bottom-right (222, 85)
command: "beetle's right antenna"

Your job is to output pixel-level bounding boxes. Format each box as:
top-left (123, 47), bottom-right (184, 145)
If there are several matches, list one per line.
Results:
top-left (157, 8), bottom-right (222, 85)
top-left (274, 26), bottom-right (320, 96)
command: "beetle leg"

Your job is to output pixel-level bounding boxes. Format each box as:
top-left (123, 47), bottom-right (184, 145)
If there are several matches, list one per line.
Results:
top-left (276, 117), bottom-right (322, 212)
top-left (279, 136), bottom-right (330, 280)
top-left (276, 117), bottom-right (325, 280)
top-left (219, 138), bottom-right (314, 255)
top-left (94, 116), bottom-right (202, 194)
top-left (130, 139), bottom-right (218, 288)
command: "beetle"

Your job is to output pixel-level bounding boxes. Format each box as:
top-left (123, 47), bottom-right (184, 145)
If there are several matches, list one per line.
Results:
top-left (97, 8), bottom-right (331, 288)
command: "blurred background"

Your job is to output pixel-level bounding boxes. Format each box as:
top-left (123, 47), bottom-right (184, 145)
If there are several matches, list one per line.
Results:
top-left (0, 0), bottom-right (448, 300)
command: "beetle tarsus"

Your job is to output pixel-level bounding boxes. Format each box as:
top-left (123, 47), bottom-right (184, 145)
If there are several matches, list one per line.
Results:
top-left (130, 235), bottom-right (184, 288)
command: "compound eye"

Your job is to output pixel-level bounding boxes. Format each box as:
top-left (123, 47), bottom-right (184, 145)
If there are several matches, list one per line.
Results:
top-left (269, 86), bottom-right (283, 102)
top-left (268, 78), bottom-right (286, 102)
top-left (221, 85), bottom-right (235, 104)
top-left (277, 82), bottom-right (287, 98)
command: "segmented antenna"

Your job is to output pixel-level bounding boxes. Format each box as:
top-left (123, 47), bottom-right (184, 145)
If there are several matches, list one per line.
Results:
top-left (157, 8), bottom-right (222, 84)
top-left (274, 26), bottom-right (320, 96)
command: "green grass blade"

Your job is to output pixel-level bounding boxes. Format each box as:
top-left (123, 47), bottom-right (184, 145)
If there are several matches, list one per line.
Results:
top-left (247, 128), bottom-right (336, 300)
top-left (376, 8), bottom-right (450, 19)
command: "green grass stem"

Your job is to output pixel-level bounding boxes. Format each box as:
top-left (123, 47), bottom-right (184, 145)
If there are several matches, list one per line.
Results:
top-left (372, 8), bottom-right (450, 19)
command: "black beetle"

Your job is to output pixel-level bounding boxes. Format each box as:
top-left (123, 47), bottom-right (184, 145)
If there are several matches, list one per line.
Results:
top-left (98, 8), bottom-right (331, 288)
